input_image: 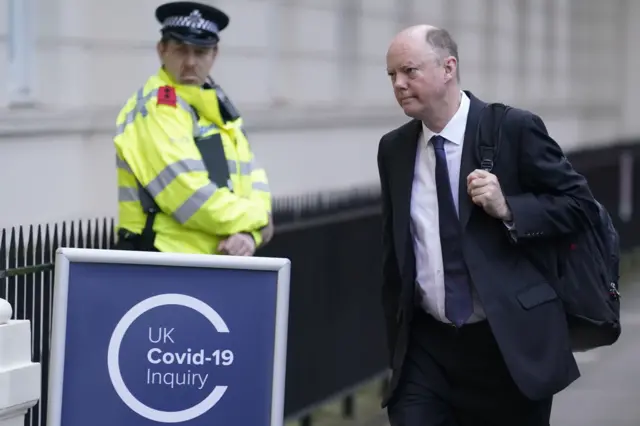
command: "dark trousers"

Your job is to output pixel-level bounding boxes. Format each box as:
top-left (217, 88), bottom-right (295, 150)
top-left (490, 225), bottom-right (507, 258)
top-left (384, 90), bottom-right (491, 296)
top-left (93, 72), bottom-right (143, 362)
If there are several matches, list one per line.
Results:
top-left (388, 309), bottom-right (553, 426)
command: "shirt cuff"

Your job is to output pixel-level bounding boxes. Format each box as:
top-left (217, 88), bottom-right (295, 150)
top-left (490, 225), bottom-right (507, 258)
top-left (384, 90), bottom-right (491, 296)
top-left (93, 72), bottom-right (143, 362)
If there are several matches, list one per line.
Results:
top-left (249, 230), bottom-right (263, 248)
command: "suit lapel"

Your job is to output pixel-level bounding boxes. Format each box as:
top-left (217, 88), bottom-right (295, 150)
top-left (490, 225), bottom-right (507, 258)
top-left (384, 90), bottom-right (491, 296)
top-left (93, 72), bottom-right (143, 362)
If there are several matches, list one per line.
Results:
top-left (458, 91), bottom-right (486, 230)
top-left (394, 119), bottom-right (421, 270)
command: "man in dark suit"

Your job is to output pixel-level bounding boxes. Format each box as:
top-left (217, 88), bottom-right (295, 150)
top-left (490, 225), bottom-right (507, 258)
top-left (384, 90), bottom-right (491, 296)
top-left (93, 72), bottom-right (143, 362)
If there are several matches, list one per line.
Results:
top-left (378, 25), bottom-right (600, 425)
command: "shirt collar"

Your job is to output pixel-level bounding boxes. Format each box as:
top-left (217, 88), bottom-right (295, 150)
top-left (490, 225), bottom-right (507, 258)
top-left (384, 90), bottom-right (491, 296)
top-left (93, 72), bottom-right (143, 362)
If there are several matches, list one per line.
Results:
top-left (422, 91), bottom-right (470, 145)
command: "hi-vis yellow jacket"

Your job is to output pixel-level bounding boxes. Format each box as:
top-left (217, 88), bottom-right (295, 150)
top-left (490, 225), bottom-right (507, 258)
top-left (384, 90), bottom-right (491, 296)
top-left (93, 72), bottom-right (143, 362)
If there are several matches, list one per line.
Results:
top-left (114, 68), bottom-right (271, 254)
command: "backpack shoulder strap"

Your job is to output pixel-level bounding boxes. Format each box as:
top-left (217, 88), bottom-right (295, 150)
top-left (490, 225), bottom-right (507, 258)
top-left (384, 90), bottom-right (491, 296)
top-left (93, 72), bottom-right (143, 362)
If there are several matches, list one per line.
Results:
top-left (475, 102), bottom-right (512, 172)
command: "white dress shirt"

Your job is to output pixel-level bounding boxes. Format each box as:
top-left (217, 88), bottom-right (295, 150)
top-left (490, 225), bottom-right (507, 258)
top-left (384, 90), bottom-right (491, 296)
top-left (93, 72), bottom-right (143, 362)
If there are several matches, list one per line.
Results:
top-left (409, 91), bottom-right (486, 324)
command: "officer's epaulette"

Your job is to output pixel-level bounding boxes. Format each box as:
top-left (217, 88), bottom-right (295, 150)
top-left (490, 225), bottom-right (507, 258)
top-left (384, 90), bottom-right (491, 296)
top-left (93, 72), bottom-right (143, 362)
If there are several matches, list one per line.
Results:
top-left (157, 85), bottom-right (177, 107)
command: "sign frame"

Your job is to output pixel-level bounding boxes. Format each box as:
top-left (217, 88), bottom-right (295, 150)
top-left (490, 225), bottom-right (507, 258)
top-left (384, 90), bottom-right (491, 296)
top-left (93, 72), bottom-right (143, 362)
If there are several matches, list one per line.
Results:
top-left (47, 247), bottom-right (291, 426)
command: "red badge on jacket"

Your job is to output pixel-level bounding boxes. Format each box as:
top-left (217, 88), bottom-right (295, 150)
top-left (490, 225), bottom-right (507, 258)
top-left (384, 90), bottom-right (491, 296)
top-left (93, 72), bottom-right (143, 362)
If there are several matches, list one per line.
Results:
top-left (157, 85), bottom-right (177, 107)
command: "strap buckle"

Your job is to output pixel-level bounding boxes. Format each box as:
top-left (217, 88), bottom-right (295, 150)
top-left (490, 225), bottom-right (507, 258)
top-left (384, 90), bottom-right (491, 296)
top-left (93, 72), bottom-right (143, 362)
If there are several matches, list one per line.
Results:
top-left (480, 146), bottom-right (495, 172)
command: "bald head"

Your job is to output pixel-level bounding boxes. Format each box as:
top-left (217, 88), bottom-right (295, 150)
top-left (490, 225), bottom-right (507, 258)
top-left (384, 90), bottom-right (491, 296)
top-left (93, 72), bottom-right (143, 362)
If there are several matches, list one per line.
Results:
top-left (387, 25), bottom-right (460, 82)
top-left (389, 24), bottom-right (433, 49)
top-left (393, 24), bottom-right (433, 41)
top-left (385, 25), bottom-right (461, 127)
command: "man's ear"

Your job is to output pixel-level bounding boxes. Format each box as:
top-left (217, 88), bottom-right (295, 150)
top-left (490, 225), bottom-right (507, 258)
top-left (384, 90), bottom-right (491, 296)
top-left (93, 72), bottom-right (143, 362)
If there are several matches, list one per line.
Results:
top-left (444, 56), bottom-right (457, 83)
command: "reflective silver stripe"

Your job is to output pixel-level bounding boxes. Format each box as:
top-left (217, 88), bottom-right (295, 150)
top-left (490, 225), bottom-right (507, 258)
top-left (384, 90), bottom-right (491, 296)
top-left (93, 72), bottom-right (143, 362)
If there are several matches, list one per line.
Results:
top-left (197, 124), bottom-right (218, 137)
top-left (227, 160), bottom-right (255, 175)
top-left (240, 161), bottom-right (253, 175)
top-left (116, 155), bottom-right (134, 174)
top-left (119, 186), bottom-right (140, 202)
top-left (252, 182), bottom-right (270, 192)
top-left (173, 183), bottom-right (217, 223)
top-left (115, 87), bottom-right (199, 137)
top-left (227, 158), bottom-right (269, 191)
top-left (176, 97), bottom-right (200, 136)
top-left (146, 159), bottom-right (207, 197)
top-left (115, 88), bottom-right (155, 135)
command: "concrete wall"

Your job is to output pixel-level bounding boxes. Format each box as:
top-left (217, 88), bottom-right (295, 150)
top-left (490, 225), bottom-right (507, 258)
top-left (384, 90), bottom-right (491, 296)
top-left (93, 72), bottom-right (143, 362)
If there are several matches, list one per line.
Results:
top-left (0, 0), bottom-right (638, 229)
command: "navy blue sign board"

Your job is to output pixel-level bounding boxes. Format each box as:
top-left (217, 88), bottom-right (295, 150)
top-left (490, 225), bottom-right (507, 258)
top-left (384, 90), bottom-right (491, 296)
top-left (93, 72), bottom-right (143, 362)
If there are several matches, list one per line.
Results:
top-left (47, 248), bottom-right (291, 426)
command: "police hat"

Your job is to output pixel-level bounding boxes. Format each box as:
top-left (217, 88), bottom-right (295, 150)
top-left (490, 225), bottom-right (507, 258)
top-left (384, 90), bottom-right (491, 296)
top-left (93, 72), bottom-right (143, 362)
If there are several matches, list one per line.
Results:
top-left (155, 1), bottom-right (229, 46)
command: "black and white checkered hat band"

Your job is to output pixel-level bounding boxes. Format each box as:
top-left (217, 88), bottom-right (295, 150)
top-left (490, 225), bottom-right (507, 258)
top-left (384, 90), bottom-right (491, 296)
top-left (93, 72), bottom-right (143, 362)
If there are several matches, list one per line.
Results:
top-left (162, 15), bottom-right (219, 34)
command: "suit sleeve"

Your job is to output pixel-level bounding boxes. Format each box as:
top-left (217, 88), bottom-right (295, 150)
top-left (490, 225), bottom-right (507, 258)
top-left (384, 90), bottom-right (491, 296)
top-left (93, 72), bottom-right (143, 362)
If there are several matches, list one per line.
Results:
top-left (378, 139), bottom-right (402, 366)
top-left (504, 113), bottom-right (599, 240)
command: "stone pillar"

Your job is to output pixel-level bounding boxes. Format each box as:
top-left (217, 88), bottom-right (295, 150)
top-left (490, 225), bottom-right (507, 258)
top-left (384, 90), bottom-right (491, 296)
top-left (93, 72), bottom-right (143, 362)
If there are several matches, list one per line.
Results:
top-left (0, 298), bottom-right (41, 426)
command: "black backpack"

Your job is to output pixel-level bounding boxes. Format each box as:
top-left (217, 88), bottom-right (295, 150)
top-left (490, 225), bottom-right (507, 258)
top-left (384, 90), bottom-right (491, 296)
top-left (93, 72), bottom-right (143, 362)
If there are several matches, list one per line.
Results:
top-left (475, 102), bottom-right (622, 352)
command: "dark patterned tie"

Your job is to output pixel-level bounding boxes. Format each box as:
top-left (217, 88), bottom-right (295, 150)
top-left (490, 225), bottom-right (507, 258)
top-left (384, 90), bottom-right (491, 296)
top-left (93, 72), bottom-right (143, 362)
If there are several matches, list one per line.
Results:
top-left (431, 135), bottom-right (474, 326)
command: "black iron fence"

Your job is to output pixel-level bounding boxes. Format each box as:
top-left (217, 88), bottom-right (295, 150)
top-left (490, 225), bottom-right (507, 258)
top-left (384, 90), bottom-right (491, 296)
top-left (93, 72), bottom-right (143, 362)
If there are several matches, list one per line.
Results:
top-left (2, 139), bottom-right (640, 426)
top-left (0, 187), bottom-right (387, 426)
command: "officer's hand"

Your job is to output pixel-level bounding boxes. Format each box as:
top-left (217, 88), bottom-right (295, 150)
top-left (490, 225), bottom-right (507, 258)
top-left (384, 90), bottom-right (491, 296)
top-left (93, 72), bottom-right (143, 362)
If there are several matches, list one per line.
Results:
top-left (218, 233), bottom-right (256, 256)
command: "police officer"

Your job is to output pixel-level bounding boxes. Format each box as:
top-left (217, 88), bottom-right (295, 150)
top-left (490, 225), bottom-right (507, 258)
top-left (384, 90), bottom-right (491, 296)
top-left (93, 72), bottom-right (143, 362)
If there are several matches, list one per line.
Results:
top-left (113, 1), bottom-right (273, 255)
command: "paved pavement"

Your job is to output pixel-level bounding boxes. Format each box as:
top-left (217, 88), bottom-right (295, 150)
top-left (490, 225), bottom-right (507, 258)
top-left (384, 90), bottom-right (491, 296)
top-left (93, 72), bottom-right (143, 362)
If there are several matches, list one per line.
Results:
top-left (550, 278), bottom-right (640, 426)
top-left (299, 269), bottom-right (640, 426)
